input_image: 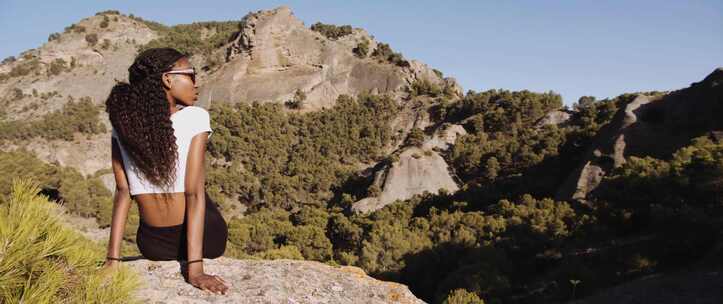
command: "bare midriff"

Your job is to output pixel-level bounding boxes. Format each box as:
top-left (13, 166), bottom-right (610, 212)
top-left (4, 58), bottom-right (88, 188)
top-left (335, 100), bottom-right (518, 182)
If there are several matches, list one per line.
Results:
top-left (133, 192), bottom-right (187, 227)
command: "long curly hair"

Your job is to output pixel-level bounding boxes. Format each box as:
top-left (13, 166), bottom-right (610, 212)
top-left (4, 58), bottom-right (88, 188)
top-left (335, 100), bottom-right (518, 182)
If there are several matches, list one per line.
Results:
top-left (106, 47), bottom-right (188, 195)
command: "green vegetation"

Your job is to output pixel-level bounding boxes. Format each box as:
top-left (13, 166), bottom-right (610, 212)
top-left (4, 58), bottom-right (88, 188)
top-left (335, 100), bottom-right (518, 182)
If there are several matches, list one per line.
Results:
top-left (0, 178), bottom-right (140, 303)
top-left (285, 89), bottom-right (307, 109)
top-left (371, 42), bottom-right (409, 67)
top-left (0, 58), bottom-right (41, 82)
top-left (64, 23), bottom-right (86, 34)
top-left (207, 92), bottom-right (399, 212)
top-left (85, 33), bottom-right (99, 46)
top-left (48, 32), bottom-right (61, 42)
top-left (47, 58), bottom-right (69, 76)
top-left (0, 97), bottom-right (107, 141)
top-left (137, 19), bottom-right (242, 68)
top-left (353, 38), bottom-right (370, 58)
top-left (409, 78), bottom-right (443, 98)
top-left (310, 22), bottom-right (352, 40)
top-left (100, 15), bottom-right (110, 28)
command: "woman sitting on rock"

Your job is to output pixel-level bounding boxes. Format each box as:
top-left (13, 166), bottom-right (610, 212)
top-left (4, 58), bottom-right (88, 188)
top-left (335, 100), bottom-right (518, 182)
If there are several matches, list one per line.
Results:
top-left (102, 47), bottom-right (229, 295)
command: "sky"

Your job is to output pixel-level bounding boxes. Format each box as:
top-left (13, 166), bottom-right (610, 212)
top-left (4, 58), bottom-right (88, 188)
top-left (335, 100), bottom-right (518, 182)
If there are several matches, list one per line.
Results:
top-left (1, 0), bottom-right (721, 106)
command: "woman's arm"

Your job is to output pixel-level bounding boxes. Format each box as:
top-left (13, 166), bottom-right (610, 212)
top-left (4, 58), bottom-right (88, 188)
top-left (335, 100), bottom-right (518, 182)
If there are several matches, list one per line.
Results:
top-left (106, 138), bottom-right (133, 262)
top-left (184, 132), bottom-right (210, 277)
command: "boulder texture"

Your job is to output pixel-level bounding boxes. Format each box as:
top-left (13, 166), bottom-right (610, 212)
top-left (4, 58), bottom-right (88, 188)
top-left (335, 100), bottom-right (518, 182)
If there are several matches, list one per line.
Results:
top-left (124, 257), bottom-right (426, 304)
top-left (352, 147), bottom-right (459, 214)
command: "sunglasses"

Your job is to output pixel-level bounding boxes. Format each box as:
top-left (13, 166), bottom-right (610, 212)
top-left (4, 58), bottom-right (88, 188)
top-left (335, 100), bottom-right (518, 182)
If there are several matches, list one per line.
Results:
top-left (164, 68), bottom-right (196, 84)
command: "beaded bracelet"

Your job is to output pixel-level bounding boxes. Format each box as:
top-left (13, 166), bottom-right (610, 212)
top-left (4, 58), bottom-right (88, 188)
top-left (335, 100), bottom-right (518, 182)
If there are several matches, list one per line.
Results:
top-left (106, 256), bottom-right (123, 261)
top-left (186, 259), bottom-right (203, 265)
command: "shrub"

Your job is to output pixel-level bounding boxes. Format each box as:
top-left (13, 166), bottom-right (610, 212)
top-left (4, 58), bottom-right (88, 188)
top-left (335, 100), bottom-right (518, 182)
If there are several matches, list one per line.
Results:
top-left (65, 24), bottom-right (86, 33)
top-left (409, 78), bottom-right (442, 97)
top-left (85, 33), bottom-right (99, 46)
top-left (310, 22), bottom-right (352, 40)
top-left (48, 32), bottom-right (61, 42)
top-left (100, 39), bottom-right (111, 50)
top-left (371, 42), bottom-right (409, 67)
top-left (0, 178), bottom-right (141, 303)
top-left (47, 58), bottom-right (68, 76)
top-left (406, 128), bottom-right (425, 147)
top-left (353, 38), bottom-right (369, 58)
top-left (100, 15), bottom-right (110, 28)
top-left (285, 89), bottom-right (306, 109)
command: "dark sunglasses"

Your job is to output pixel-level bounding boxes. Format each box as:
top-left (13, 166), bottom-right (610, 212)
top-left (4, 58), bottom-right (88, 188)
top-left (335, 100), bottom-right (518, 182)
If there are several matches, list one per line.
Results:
top-left (163, 67), bottom-right (196, 84)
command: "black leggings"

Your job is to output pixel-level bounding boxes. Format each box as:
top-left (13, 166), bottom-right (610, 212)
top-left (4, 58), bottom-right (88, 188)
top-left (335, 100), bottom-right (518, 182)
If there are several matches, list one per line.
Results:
top-left (136, 191), bottom-right (228, 261)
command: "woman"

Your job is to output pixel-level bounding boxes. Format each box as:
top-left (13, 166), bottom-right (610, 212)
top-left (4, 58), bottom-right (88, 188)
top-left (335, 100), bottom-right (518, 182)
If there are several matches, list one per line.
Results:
top-left (102, 47), bottom-right (229, 295)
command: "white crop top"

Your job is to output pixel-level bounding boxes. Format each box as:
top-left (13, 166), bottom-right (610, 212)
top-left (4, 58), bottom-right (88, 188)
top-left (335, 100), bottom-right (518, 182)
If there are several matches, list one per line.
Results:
top-left (111, 106), bottom-right (213, 195)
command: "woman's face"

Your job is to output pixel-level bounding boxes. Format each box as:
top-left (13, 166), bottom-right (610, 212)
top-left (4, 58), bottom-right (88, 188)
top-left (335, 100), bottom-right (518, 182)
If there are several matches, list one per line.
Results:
top-left (163, 57), bottom-right (198, 106)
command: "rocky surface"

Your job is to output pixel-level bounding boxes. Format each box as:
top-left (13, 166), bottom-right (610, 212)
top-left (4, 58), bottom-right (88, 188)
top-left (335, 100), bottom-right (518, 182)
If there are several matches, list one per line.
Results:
top-left (352, 146), bottom-right (459, 214)
top-left (200, 6), bottom-right (449, 112)
top-left (124, 257), bottom-right (426, 304)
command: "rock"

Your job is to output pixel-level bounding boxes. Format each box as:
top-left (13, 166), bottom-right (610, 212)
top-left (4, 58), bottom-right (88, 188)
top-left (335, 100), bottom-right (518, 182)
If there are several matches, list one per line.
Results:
top-left (124, 257), bottom-right (426, 304)
top-left (422, 123), bottom-right (467, 151)
top-left (534, 109), bottom-right (572, 128)
top-left (352, 147), bottom-right (459, 214)
top-left (200, 6), bottom-right (444, 111)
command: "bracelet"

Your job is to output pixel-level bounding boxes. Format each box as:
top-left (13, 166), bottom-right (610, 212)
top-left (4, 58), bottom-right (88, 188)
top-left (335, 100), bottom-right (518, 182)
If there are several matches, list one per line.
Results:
top-left (186, 259), bottom-right (203, 265)
top-left (106, 256), bottom-right (123, 261)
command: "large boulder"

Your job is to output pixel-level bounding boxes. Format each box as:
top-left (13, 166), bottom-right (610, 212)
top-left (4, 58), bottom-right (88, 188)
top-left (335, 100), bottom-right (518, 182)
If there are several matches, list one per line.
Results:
top-left (124, 256), bottom-right (426, 303)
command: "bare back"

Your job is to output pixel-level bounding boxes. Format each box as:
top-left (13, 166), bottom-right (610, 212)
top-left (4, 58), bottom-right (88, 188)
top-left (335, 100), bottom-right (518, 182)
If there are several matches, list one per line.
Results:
top-left (134, 192), bottom-right (187, 227)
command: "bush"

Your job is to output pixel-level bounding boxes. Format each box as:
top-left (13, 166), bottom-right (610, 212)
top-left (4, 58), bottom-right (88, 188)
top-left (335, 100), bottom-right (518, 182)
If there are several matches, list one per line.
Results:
top-left (85, 33), bottom-right (99, 46)
top-left (0, 178), bottom-right (141, 303)
top-left (48, 32), bottom-right (61, 42)
top-left (371, 42), bottom-right (409, 67)
top-left (100, 39), bottom-right (112, 50)
top-left (285, 89), bottom-right (306, 109)
top-left (353, 38), bottom-right (369, 58)
top-left (100, 15), bottom-right (110, 28)
top-left (47, 58), bottom-right (68, 76)
top-left (65, 24), bottom-right (86, 33)
top-left (406, 128), bottom-right (425, 147)
top-left (310, 22), bottom-right (352, 40)
top-left (409, 78), bottom-right (442, 97)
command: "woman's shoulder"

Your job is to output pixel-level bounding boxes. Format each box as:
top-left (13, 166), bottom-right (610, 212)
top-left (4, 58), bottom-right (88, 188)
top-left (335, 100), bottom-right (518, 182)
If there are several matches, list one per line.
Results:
top-left (180, 106), bottom-right (210, 117)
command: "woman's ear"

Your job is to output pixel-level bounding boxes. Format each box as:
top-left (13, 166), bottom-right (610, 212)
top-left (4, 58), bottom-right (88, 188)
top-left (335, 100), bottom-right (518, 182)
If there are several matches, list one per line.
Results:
top-left (162, 73), bottom-right (172, 89)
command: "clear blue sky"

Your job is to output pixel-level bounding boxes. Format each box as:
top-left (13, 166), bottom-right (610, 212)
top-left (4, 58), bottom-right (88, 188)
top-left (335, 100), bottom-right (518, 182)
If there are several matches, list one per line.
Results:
top-left (1, 0), bottom-right (721, 105)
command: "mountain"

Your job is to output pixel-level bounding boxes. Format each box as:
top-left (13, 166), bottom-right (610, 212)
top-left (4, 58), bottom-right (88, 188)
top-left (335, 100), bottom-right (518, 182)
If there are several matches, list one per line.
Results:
top-left (1, 5), bottom-right (721, 304)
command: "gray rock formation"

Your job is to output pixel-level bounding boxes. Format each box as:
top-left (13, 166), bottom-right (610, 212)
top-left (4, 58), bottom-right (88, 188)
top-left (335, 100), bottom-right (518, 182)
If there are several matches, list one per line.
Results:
top-left (124, 257), bottom-right (426, 303)
top-left (534, 109), bottom-right (572, 128)
top-left (352, 146), bottom-right (459, 214)
top-left (199, 6), bottom-right (446, 112)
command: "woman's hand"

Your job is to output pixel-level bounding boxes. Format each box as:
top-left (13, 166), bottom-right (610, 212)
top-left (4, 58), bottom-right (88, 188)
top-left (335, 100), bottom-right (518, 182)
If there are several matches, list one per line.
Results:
top-left (188, 272), bottom-right (229, 295)
top-left (99, 259), bottom-right (121, 277)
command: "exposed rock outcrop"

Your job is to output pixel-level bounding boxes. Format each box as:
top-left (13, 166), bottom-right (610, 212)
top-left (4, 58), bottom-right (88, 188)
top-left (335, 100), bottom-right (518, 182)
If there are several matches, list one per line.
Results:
top-left (200, 6), bottom-right (446, 111)
top-left (352, 146), bottom-right (460, 214)
top-left (124, 257), bottom-right (426, 303)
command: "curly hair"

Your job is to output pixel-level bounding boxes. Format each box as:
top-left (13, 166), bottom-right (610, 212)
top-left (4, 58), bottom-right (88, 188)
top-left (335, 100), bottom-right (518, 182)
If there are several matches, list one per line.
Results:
top-left (106, 47), bottom-right (188, 195)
